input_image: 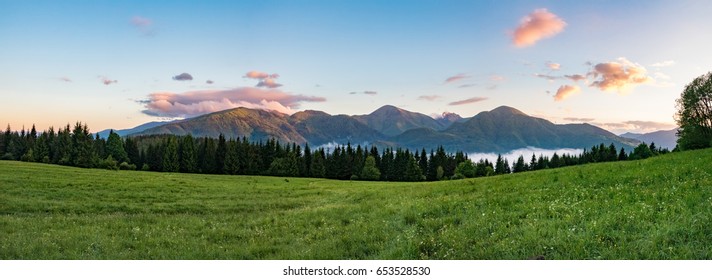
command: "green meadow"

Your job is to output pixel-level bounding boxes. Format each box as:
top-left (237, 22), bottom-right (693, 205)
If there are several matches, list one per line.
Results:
top-left (1, 149), bottom-right (711, 259)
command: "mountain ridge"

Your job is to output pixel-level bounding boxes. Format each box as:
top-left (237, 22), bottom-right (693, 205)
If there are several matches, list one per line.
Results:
top-left (129, 105), bottom-right (641, 153)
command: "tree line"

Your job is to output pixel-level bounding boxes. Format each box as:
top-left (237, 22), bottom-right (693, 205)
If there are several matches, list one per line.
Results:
top-left (1, 122), bottom-right (672, 182)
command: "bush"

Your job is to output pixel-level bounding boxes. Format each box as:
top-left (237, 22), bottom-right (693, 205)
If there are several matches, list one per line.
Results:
top-left (1, 153), bottom-right (14, 160)
top-left (119, 162), bottom-right (136, 170)
top-left (101, 155), bottom-right (119, 170)
top-left (141, 163), bottom-right (150, 171)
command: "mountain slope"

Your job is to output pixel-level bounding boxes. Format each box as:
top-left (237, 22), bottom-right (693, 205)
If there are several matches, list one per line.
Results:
top-left (354, 105), bottom-right (447, 136)
top-left (134, 108), bottom-right (306, 144)
top-left (394, 106), bottom-right (640, 152)
top-left (620, 129), bottom-right (678, 150)
top-left (288, 110), bottom-right (384, 146)
top-left (97, 121), bottom-right (171, 138)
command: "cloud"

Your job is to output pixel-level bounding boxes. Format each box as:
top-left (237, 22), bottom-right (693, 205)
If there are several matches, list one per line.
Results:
top-left (594, 120), bottom-right (676, 133)
top-left (458, 84), bottom-right (477, 88)
top-left (244, 71), bottom-right (282, 88)
top-left (418, 95), bottom-right (443, 101)
top-left (512, 9), bottom-right (566, 47)
top-left (449, 97), bottom-right (488, 106)
top-left (588, 58), bottom-right (653, 92)
top-left (546, 62), bottom-right (561, 70)
top-left (490, 75), bottom-right (506, 82)
top-left (350, 91), bottom-right (378, 95)
top-left (554, 85), bottom-right (580, 101)
top-left (565, 74), bottom-right (586, 82)
top-left (99, 76), bottom-right (118, 85)
top-left (141, 87), bottom-right (326, 118)
top-left (206, 80), bottom-right (214, 84)
top-left (130, 16), bottom-right (155, 36)
top-left (256, 78), bottom-right (282, 88)
top-left (445, 73), bottom-right (470, 83)
top-left (535, 73), bottom-right (558, 81)
top-left (564, 117), bottom-right (595, 122)
top-left (59, 77), bottom-right (72, 82)
top-left (172, 73), bottom-right (193, 81)
top-left (651, 60), bottom-right (675, 67)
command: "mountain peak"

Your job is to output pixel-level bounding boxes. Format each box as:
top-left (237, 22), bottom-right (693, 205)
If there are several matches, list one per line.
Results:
top-left (490, 106), bottom-right (527, 116)
top-left (372, 105), bottom-right (405, 115)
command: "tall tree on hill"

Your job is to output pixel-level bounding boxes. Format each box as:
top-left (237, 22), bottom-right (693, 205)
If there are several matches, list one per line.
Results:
top-left (71, 122), bottom-right (95, 168)
top-left (618, 147), bottom-right (628, 161)
top-left (310, 148), bottom-right (326, 178)
top-left (125, 137), bottom-right (140, 166)
top-left (303, 143), bottom-right (312, 177)
top-left (162, 136), bottom-right (179, 172)
top-left (106, 130), bottom-right (128, 163)
top-left (675, 71), bottom-right (712, 150)
top-left (179, 135), bottom-right (197, 173)
top-left (215, 134), bottom-right (227, 174)
top-left (224, 139), bottom-right (240, 175)
top-left (418, 148), bottom-right (428, 175)
top-left (513, 155), bottom-right (526, 173)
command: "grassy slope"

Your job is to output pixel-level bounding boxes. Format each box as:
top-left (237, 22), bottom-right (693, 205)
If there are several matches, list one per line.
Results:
top-left (1, 149), bottom-right (711, 259)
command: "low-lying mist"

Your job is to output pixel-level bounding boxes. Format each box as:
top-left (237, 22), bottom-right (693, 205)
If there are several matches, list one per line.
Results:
top-left (469, 147), bottom-right (584, 164)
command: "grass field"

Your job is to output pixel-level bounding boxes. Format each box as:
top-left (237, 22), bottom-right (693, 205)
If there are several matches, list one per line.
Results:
top-left (1, 149), bottom-right (711, 259)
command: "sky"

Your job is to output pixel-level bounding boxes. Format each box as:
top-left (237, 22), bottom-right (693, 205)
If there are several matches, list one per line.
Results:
top-left (2, 0), bottom-right (711, 134)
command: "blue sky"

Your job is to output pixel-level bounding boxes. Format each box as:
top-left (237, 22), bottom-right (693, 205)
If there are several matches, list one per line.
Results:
top-left (2, 0), bottom-right (711, 134)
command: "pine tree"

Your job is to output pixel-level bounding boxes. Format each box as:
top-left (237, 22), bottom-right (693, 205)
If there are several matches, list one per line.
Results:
top-left (215, 134), bottom-right (227, 174)
top-left (359, 155), bottom-right (381, 180)
top-left (618, 147), bottom-right (628, 161)
top-left (404, 155), bottom-right (423, 181)
top-left (106, 130), bottom-right (128, 163)
top-left (224, 139), bottom-right (240, 175)
top-left (162, 136), bottom-right (179, 172)
top-left (310, 149), bottom-right (326, 178)
top-left (513, 155), bottom-right (526, 173)
top-left (71, 122), bottom-right (95, 168)
top-left (125, 137), bottom-right (141, 166)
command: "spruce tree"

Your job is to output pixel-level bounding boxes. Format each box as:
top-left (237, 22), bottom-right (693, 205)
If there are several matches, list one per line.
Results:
top-left (106, 130), bottom-right (128, 163)
top-left (224, 140), bottom-right (240, 175)
top-left (162, 136), bottom-right (179, 172)
top-left (179, 135), bottom-right (197, 173)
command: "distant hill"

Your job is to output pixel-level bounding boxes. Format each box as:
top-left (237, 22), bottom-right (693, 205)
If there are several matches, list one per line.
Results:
top-left (289, 110), bottom-right (384, 146)
top-left (130, 105), bottom-right (641, 153)
top-left (394, 106), bottom-right (640, 152)
top-left (97, 121), bottom-right (171, 138)
top-left (134, 108), bottom-right (306, 144)
top-left (353, 105), bottom-right (447, 136)
top-left (620, 128), bottom-right (678, 150)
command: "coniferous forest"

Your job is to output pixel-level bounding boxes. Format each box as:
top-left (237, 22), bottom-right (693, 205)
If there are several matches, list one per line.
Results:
top-left (0, 122), bottom-right (671, 182)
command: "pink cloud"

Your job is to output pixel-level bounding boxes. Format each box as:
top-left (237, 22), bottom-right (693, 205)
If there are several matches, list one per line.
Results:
top-left (244, 71), bottom-right (282, 88)
top-left (448, 97), bottom-right (488, 106)
top-left (444, 73), bottom-right (470, 83)
top-left (554, 85), bottom-right (580, 101)
top-left (588, 58), bottom-right (653, 92)
top-left (565, 74), bottom-right (586, 82)
top-left (59, 77), bottom-right (72, 82)
top-left (99, 76), bottom-right (118, 85)
top-left (141, 87), bottom-right (325, 117)
top-left (512, 9), bottom-right (566, 48)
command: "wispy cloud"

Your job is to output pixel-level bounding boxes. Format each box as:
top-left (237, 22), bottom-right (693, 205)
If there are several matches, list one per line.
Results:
top-left (564, 117), bottom-right (594, 123)
top-left (565, 74), bottom-right (586, 82)
top-left (554, 85), bottom-right (580, 101)
top-left (140, 87), bottom-right (326, 118)
top-left (418, 95), bottom-right (443, 101)
top-left (206, 80), bottom-right (214, 84)
top-left (594, 120), bottom-right (676, 133)
top-left (349, 91), bottom-right (378, 95)
top-left (458, 84), bottom-right (477, 88)
top-left (588, 57), bottom-right (652, 92)
top-left (512, 9), bottom-right (566, 48)
top-left (651, 60), bottom-right (675, 67)
top-left (546, 62), bottom-right (561, 70)
top-left (99, 76), bottom-right (118, 85)
top-left (444, 73), bottom-right (470, 83)
top-left (449, 97), bottom-right (488, 106)
top-left (172, 73), bottom-right (193, 81)
top-left (244, 71), bottom-right (282, 88)
top-left (59, 77), bottom-right (72, 82)
top-left (130, 16), bottom-right (155, 36)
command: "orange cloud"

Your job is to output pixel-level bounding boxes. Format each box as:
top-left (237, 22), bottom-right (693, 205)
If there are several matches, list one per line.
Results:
top-left (554, 85), bottom-right (580, 101)
top-left (546, 62), bottom-right (561, 70)
top-left (512, 9), bottom-right (566, 47)
top-left (141, 87), bottom-right (325, 117)
top-left (588, 58), bottom-right (652, 92)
